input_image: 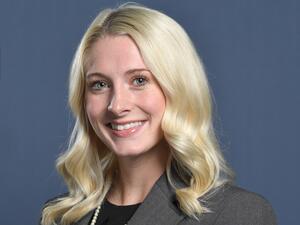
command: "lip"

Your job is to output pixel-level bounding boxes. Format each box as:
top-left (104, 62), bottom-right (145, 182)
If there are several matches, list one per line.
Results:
top-left (106, 119), bottom-right (147, 126)
top-left (107, 120), bottom-right (147, 138)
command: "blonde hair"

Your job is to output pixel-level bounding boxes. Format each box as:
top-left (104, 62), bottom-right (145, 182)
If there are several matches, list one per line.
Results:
top-left (41, 3), bottom-right (233, 225)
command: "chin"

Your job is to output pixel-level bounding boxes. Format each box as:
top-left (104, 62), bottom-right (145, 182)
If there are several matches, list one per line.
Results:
top-left (112, 145), bottom-right (153, 158)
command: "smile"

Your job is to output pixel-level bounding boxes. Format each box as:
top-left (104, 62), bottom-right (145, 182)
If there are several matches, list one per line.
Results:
top-left (110, 121), bottom-right (143, 131)
top-left (106, 120), bottom-right (147, 138)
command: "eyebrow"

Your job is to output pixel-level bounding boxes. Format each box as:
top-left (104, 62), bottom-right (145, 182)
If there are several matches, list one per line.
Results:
top-left (86, 68), bottom-right (151, 79)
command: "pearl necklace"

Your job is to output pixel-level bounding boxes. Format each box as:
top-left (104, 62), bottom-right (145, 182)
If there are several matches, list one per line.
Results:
top-left (89, 205), bottom-right (127, 225)
top-left (90, 205), bottom-right (101, 225)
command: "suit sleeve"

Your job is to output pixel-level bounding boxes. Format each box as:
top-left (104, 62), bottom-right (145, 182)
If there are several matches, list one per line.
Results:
top-left (213, 191), bottom-right (277, 225)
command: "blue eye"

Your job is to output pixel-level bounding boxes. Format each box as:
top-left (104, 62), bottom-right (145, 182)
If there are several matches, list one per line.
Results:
top-left (91, 81), bottom-right (109, 90)
top-left (132, 76), bottom-right (148, 86)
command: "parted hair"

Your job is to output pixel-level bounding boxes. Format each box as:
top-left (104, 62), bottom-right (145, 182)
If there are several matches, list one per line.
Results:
top-left (41, 3), bottom-right (233, 225)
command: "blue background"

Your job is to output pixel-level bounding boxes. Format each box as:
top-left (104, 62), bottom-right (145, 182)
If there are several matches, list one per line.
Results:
top-left (0, 0), bottom-right (299, 224)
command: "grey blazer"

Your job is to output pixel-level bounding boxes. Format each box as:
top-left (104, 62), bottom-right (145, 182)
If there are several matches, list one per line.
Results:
top-left (66, 172), bottom-right (276, 225)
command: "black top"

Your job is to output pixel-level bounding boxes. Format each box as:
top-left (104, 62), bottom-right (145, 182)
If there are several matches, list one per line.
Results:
top-left (89, 199), bottom-right (141, 225)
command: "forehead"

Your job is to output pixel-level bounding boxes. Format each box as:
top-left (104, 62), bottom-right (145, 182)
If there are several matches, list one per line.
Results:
top-left (85, 35), bottom-right (147, 76)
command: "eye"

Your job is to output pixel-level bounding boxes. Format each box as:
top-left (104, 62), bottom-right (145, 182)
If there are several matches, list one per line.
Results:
top-left (89, 81), bottom-right (110, 90)
top-left (132, 75), bottom-right (148, 87)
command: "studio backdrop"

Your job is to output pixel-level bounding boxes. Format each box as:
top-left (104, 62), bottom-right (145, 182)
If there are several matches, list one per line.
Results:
top-left (0, 0), bottom-right (299, 225)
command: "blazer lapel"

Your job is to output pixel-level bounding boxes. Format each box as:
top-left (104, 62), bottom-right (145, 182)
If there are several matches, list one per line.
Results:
top-left (127, 172), bottom-right (186, 225)
top-left (74, 171), bottom-right (186, 225)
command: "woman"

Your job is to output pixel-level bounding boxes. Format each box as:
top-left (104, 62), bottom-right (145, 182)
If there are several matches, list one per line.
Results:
top-left (40, 3), bottom-right (276, 225)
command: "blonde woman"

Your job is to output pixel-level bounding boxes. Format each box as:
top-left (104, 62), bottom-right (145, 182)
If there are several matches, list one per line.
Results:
top-left (40, 3), bottom-right (276, 225)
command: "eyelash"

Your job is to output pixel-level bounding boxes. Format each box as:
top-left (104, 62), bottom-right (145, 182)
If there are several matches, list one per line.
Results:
top-left (89, 81), bottom-right (110, 90)
top-left (132, 75), bottom-right (149, 86)
top-left (88, 75), bottom-right (149, 91)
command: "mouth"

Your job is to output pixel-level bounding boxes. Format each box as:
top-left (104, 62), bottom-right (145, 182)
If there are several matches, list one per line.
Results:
top-left (106, 120), bottom-right (146, 130)
top-left (105, 120), bottom-right (147, 137)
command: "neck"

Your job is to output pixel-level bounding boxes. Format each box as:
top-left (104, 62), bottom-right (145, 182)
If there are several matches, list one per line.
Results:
top-left (106, 140), bottom-right (170, 205)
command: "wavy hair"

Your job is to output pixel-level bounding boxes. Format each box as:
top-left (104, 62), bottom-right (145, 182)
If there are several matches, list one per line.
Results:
top-left (41, 3), bottom-right (233, 225)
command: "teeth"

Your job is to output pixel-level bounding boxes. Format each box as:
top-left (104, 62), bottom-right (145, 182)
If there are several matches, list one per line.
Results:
top-left (111, 121), bottom-right (143, 131)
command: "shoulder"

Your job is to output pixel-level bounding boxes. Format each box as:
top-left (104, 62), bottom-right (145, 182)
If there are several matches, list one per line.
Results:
top-left (211, 184), bottom-right (277, 225)
top-left (39, 193), bottom-right (69, 225)
top-left (181, 184), bottom-right (277, 225)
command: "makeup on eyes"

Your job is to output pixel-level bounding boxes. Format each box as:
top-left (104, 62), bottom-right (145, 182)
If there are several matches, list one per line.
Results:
top-left (86, 70), bottom-right (152, 92)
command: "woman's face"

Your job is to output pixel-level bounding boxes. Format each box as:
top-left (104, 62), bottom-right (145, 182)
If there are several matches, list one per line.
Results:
top-left (85, 35), bottom-right (166, 158)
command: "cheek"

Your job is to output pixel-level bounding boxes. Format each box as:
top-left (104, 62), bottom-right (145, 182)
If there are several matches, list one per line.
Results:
top-left (85, 95), bottom-right (106, 121)
top-left (140, 89), bottom-right (166, 118)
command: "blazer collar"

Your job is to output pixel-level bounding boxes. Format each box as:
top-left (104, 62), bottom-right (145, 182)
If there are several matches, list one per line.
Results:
top-left (127, 172), bottom-right (185, 225)
top-left (75, 171), bottom-right (186, 225)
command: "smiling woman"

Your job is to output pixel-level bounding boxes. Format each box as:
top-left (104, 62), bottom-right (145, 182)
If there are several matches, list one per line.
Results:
top-left (40, 3), bottom-right (276, 225)
top-left (85, 35), bottom-right (166, 157)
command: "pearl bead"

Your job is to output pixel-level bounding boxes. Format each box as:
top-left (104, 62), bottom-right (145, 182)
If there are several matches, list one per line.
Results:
top-left (89, 204), bottom-right (128, 225)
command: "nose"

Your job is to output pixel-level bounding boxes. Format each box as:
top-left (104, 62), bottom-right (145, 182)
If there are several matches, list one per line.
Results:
top-left (107, 86), bottom-right (132, 116)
